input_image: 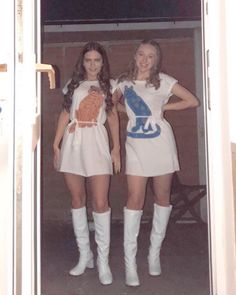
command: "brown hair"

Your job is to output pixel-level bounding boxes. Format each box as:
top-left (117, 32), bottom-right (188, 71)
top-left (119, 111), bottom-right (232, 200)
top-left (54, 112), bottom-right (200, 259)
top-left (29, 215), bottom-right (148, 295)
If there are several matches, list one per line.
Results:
top-left (63, 41), bottom-right (113, 112)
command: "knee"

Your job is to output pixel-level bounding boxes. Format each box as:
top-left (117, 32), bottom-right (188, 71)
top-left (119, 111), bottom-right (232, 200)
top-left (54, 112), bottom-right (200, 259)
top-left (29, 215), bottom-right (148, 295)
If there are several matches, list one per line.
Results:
top-left (70, 192), bottom-right (86, 209)
top-left (126, 193), bottom-right (144, 210)
top-left (154, 194), bottom-right (170, 207)
top-left (92, 198), bottom-right (109, 213)
top-left (71, 198), bottom-right (85, 209)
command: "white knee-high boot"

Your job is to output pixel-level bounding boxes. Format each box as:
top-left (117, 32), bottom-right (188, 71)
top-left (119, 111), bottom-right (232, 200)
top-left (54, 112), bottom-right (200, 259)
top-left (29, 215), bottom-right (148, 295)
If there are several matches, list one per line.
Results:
top-left (93, 208), bottom-right (113, 285)
top-left (124, 207), bottom-right (143, 287)
top-left (69, 207), bottom-right (94, 276)
top-left (148, 203), bottom-right (172, 276)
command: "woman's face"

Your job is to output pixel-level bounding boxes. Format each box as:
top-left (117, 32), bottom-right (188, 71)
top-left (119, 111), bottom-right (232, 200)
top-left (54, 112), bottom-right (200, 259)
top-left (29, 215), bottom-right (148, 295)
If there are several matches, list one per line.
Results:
top-left (83, 50), bottom-right (103, 80)
top-left (134, 43), bottom-right (157, 78)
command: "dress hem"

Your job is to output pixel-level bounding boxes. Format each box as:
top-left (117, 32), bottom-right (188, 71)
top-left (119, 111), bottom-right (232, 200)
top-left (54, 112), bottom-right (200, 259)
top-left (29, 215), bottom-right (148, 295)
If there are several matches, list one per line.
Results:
top-left (58, 169), bottom-right (113, 177)
top-left (125, 168), bottom-right (180, 177)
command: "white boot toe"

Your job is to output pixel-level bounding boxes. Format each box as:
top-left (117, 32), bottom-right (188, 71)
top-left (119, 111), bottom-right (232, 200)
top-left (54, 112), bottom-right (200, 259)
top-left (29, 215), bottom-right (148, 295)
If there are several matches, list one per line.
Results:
top-left (148, 256), bottom-right (161, 276)
top-left (125, 269), bottom-right (140, 286)
top-left (69, 251), bottom-right (94, 276)
top-left (98, 264), bottom-right (113, 285)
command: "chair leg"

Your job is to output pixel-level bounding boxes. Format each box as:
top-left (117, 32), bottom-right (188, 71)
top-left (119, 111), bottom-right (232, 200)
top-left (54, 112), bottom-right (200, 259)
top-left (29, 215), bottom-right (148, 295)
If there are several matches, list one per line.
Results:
top-left (171, 188), bottom-right (206, 223)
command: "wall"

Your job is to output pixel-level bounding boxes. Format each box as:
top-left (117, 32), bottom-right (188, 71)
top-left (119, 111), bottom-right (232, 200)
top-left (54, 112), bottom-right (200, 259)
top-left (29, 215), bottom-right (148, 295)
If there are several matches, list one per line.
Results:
top-left (41, 28), bottom-right (200, 222)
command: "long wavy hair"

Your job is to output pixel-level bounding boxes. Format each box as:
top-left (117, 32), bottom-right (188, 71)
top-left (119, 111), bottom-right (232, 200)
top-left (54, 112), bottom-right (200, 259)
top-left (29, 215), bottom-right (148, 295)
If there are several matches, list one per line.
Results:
top-left (63, 41), bottom-right (113, 113)
top-left (118, 39), bottom-right (162, 89)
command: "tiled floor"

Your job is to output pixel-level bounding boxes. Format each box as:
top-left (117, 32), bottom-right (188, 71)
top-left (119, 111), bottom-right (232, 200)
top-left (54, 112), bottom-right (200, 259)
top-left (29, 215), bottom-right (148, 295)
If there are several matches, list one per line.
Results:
top-left (41, 220), bottom-right (210, 295)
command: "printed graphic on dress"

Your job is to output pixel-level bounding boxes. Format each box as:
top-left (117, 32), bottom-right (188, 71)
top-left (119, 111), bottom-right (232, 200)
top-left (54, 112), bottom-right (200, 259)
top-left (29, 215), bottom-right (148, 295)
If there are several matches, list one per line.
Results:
top-left (124, 85), bottom-right (161, 138)
top-left (69, 86), bottom-right (104, 132)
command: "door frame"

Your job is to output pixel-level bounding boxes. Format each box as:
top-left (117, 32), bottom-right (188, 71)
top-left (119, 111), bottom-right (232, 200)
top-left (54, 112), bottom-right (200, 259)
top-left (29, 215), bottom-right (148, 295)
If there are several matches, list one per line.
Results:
top-left (202, 0), bottom-right (236, 294)
top-left (0, 0), bottom-right (15, 294)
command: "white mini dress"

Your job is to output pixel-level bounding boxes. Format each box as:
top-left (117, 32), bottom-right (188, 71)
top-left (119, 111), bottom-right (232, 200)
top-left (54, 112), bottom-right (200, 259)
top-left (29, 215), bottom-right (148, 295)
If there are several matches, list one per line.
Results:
top-left (118, 73), bottom-right (180, 177)
top-left (59, 80), bottom-right (115, 177)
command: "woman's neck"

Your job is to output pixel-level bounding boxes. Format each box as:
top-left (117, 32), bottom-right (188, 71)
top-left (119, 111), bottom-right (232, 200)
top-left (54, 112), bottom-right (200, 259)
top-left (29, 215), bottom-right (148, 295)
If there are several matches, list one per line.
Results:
top-left (87, 78), bottom-right (98, 81)
top-left (136, 72), bottom-right (150, 81)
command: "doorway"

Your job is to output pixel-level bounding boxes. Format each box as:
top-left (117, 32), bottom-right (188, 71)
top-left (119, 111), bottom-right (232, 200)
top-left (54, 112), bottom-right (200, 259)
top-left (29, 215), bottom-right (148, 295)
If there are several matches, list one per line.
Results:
top-left (2, 1), bottom-right (236, 294)
top-left (41, 21), bottom-right (210, 295)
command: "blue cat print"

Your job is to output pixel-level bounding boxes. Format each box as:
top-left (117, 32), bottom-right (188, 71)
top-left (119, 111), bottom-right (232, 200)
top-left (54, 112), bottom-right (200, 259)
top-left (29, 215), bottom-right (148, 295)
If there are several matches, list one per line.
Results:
top-left (124, 86), bottom-right (161, 138)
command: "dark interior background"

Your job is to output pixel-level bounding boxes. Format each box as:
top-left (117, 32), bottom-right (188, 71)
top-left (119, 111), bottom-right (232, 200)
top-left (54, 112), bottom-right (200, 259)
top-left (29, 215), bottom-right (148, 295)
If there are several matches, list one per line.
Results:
top-left (40, 0), bottom-right (203, 222)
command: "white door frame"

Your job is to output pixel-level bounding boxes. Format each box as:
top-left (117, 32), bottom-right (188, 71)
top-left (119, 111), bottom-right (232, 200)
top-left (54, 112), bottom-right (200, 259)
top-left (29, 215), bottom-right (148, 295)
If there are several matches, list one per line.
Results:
top-left (202, 0), bottom-right (236, 294)
top-left (0, 0), bottom-right (15, 294)
top-left (0, 0), bottom-right (43, 294)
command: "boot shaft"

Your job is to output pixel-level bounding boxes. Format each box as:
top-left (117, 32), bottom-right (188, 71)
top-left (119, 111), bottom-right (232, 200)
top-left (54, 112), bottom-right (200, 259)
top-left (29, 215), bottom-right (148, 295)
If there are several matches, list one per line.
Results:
top-left (124, 207), bottom-right (143, 262)
top-left (124, 207), bottom-right (143, 246)
top-left (92, 209), bottom-right (113, 285)
top-left (92, 209), bottom-right (111, 263)
top-left (123, 207), bottom-right (143, 287)
top-left (71, 207), bottom-right (90, 248)
top-left (151, 204), bottom-right (172, 238)
top-left (149, 204), bottom-right (172, 255)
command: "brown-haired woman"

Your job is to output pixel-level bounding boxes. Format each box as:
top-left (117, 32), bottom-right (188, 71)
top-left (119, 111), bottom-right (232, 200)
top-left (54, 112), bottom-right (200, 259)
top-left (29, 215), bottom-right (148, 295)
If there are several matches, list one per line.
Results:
top-left (53, 41), bottom-right (120, 285)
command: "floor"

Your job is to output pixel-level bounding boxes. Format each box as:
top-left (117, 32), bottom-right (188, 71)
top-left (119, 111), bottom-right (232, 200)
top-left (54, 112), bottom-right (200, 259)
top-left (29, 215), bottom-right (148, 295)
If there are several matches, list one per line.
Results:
top-left (41, 220), bottom-right (210, 295)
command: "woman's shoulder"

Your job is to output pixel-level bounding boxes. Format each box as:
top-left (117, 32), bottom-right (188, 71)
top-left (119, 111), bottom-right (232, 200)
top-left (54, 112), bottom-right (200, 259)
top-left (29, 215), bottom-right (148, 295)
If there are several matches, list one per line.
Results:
top-left (109, 78), bottom-right (116, 86)
top-left (62, 78), bottom-right (87, 94)
top-left (159, 72), bottom-right (174, 79)
top-left (159, 72), bottom-right (178, 84)
top-left (62, 79), bottom-right (72, 94)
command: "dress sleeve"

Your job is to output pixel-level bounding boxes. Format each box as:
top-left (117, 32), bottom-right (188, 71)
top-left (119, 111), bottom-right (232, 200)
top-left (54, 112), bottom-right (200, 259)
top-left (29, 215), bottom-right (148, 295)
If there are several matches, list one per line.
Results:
top-left (116, 80), bottom-right (125, 94)
top-left (160, 73), bottom-right (178, 98)
top-left (110, 79), bottom-right (118, 94)
top-left (62, 79), bottom-right (72, 95)
top-left (110, 79), bottom-right (126, 94)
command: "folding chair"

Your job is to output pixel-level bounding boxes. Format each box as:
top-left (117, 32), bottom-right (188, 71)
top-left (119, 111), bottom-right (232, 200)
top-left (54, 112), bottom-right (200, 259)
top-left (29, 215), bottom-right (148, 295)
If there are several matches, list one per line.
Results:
top-left (170, 173), bottom-right (207, 223)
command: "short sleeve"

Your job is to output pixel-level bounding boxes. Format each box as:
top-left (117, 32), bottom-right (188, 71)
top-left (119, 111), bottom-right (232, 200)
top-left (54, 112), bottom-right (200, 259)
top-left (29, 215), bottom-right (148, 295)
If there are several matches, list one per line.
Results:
top-left (116, 80), bottom-right (126, 94)
top-left (159, 73), bottom-right (178, 98)
top-left (62, 79), bottom-right (71, 95)
top-left (110, 79), bottom-right (118, 94)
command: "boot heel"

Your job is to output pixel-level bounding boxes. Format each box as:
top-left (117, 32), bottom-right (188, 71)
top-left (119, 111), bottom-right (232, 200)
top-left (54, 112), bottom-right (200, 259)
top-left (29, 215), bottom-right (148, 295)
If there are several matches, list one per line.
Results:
top-left (86, 257), bottom-right (94, 269)
top-left (69, 254), bottom-right (94, 276)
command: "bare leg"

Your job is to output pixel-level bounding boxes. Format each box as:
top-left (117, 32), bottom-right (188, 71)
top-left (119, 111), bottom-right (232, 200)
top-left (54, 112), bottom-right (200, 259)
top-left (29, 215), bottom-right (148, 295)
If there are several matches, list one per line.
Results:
top-left (89, 174), bottom-right (110, 213)
top-left (64, 172), bottom-right (86, 208)
top-left (152, 173), bottom-right (173, 206)
top-left (126, 175), bottom-right (148, 210)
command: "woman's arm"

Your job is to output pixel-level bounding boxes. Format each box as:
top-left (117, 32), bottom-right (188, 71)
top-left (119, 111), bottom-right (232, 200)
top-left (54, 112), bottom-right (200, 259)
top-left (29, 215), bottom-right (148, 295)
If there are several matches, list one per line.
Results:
top-left (163, 83), bottom-right (199, 112)
top-left (53, 109), bottom-right (70, 169)
top-left (112, 88), bottom-right (127, 114)
top-left (117, 102), bottom-right (126, 113)
top-left (107, 105), bottom-right (121, 174)
top-left (112, 88), bottom-right (122, 104)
